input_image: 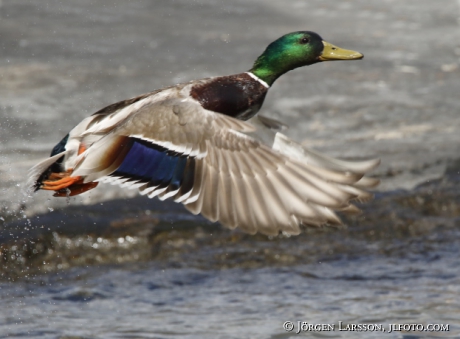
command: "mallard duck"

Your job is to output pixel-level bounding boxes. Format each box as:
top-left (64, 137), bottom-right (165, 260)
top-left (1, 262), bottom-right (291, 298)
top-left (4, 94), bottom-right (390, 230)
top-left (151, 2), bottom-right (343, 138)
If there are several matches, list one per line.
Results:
top-left (28, 31), bottom-right (379, 236)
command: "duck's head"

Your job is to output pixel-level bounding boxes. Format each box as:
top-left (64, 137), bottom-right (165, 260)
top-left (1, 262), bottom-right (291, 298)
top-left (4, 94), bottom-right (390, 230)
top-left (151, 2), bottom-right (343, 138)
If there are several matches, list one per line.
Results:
top-left (250, 31), bottom-right (363, 86)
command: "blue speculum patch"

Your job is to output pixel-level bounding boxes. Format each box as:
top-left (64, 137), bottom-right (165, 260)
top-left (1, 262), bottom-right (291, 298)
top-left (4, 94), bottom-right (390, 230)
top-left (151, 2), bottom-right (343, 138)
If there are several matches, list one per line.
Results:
top-left (113, 139), bottom-right (188, 188)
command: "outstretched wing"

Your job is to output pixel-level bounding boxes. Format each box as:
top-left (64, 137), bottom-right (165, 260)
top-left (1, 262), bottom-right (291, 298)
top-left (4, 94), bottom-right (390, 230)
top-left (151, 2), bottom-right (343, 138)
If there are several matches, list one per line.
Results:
top-left (71, 97), bottom-right (377, 235)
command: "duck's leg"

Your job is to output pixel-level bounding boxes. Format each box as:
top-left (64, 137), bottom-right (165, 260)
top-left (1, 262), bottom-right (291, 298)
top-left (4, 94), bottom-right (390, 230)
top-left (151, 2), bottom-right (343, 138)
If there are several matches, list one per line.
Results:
top-left (41, 169), bottom-right (79, 190)
top-left (53, 182), bottom-right (99, 197)
top-left (41, 169), bottom-right (98, 196)
top-left (46, 170), bottom-right (73, 181)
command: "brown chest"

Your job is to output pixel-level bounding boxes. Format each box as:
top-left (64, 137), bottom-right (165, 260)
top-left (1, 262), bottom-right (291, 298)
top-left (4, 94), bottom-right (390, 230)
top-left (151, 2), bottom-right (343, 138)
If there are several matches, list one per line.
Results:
top-left (190, 73), bottom-right (268, 120)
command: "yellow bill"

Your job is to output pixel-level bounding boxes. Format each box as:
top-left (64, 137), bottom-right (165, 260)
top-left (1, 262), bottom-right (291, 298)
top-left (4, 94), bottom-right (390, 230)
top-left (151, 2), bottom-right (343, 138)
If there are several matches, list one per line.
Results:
top-left (318, 41), bottom-right (363, 61)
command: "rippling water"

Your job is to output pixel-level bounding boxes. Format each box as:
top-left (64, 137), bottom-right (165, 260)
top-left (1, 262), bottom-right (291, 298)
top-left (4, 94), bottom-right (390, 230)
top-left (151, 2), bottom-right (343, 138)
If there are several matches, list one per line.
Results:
top-left (2, 245), bottom-right (460, 339)
top-left (1, 175), bottom-right (460, 338)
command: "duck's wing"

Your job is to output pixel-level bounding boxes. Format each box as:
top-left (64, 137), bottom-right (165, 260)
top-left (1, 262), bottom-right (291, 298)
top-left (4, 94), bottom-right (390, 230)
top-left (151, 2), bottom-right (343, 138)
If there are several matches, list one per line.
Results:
top-left (63, 98), bottom-right (378, 235)
top-left (248, 114), bottom-right (380, 201)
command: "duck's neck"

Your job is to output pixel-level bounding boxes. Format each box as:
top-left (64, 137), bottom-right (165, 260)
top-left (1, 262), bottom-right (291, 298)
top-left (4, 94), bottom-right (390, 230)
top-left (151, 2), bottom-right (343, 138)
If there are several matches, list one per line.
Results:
top-left (245, 71), bottom-right (270, 88)
top-left (249, 61), bottom-right (286, 86)
top-left (249, 53), bottom-right (304, 86)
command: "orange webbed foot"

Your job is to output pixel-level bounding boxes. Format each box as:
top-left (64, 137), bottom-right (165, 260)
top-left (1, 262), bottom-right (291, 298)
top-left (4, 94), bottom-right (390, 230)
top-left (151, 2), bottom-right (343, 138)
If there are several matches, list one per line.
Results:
top-left (42, 172), bottom-right (82, 191)
top-left (46, 169), bottom-right (74, 181)
top-left (41, 168), bottom-right (98, 196)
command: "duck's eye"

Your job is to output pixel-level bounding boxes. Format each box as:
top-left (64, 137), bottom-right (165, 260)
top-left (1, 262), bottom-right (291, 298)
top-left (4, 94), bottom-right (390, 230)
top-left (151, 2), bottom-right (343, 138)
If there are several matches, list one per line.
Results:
top-left (300, 37), bottom-right (310, 44)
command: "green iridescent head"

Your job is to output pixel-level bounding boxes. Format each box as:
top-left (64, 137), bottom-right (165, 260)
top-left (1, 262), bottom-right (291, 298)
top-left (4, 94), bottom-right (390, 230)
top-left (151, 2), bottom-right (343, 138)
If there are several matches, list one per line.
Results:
top-left (249, 31), bottom-right (363, 86)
